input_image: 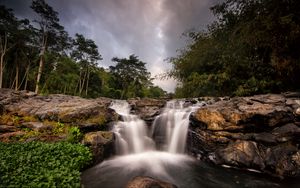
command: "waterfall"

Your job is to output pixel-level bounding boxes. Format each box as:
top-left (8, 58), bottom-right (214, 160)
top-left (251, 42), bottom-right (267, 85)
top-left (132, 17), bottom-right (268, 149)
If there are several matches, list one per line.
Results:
top-left (110, 100), bottom-right (154, 155)
top-left (152, 100), bottom-right (199, 153)
top-left (110, 99), bottom-right (200, 155)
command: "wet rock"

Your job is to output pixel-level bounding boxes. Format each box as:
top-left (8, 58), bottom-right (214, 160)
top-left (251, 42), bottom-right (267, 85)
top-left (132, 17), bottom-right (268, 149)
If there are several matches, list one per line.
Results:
top-left (265, 144), bottom-right (299, 177)
top-left (253, 133), bottom-right (277, 145)
top-left (125, 176), bottom-right (177, 188)
top-left (215, 140), bottom-right (265, 169)
top-left (82, 131), bottom-right (115, 164)
top-left (188, 93), bottom-right (300, 178)
top-left (128, 98), bottom-right (166, 125)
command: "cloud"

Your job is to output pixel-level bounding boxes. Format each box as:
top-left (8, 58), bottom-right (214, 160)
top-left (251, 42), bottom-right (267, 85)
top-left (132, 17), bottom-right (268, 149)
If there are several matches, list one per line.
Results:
top-left (1, 0), bottom-right (218, 92)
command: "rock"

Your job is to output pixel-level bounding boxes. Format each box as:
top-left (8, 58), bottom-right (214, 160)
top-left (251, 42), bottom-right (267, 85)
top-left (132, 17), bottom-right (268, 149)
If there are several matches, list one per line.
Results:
top-left (22, 122), bottom-right (53, 132)
top-left (1, 90), bottom-right (114, 126)
top-left (265, 144), bottom-right (299, 177)
top-left (253, 132), bottom-right (277, 145)
top-left (82, 131), bottom-right (115, 164)
top-left (215, 140), bottom-right (265, 169)
top-left (0, 125), bottom-right (18, 133)
top-left (128, 98), bottom-right (166, 125)
top-left (125, 176), bottom-right (177, 188)
top-left (0, 131), bottom-right (25, 142)
top-left (296, 108), bottom-right (300, 116)
top-left (0, 103), bottom-right (4, 115)
top-left (188, 93), bottom-right (300, 177)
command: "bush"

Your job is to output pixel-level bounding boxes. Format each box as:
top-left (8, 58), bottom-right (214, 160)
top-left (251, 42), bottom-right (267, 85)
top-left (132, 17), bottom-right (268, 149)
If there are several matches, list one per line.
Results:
top-left (0, 142), bottom-right (92, 187)
top-left (67, 127), bottom-right (83, 143)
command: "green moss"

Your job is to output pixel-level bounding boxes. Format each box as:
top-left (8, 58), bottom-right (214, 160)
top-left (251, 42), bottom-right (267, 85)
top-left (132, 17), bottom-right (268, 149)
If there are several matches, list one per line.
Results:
top-left (0, 114), bottom-right (12, 124)
top-left (85, 114), bottom-right (106, 126)
top-left (22, 115), bottom-right (38, 122)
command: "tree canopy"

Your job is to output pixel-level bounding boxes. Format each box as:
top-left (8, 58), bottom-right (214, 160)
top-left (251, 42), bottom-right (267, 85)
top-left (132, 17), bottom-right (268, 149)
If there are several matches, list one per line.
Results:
top-left (169, 0), bottom-right (300, 97)
top-left (0, 1), bottom-right (166, 99)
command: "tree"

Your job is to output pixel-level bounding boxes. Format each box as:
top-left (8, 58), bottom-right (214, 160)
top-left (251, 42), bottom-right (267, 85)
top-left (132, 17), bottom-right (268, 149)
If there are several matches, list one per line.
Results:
top-left (71, 33), bottom-right (102, 96)
top-left (109, 55), bottom-right (152, 99)
top-left (30, 0), bottom-right (68, 94)
top-left (0, 6), bottom-right (18, 88)
top-left (169, 0), bottom-right (300, 97)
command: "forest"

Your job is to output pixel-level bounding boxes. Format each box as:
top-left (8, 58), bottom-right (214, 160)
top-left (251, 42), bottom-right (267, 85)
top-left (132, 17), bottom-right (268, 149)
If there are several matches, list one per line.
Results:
top-left (1, 0), bottom-right (300, 99)
top-left (0, 0), bottom-right (166, 99)
top-left (169, 0), bottom-right (300, 97)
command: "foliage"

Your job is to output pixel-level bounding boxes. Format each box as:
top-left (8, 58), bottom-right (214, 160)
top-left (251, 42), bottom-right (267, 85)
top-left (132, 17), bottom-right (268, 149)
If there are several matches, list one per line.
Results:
top-left (109, 55), bottom-right (160, 99)
top-left (0, 141), bottom-right (92, 187)
top-left (169, 0), bottom-right (300, 97)
top-left (0, 2), bottom-right (166, 99)
top-left (67, 127), bottom-right (83, 143)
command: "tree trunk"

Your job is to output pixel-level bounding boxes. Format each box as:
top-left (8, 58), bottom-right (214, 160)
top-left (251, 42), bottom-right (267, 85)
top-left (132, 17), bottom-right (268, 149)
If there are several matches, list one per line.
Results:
top-left (85, 68), bottom-right (90, 96)
top-left (21, 62), bottom-right (30, 90)
top-left (0, 53), bottom-right (4, 88)
top-left (15, 64), bottom-right (19, 91)
top-left (80, 68), bottom-right (87, 96)
top-left (35, 33), bottom-right (47, 94)
top-left (0, 34), bottom-right (8, 89)
top-left (35, 55), bottom-right (44, 93)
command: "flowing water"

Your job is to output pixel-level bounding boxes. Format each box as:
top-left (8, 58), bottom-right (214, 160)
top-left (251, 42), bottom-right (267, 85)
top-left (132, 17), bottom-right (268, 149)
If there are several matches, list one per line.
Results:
top-left (81, 100), bottom-right (298, 188)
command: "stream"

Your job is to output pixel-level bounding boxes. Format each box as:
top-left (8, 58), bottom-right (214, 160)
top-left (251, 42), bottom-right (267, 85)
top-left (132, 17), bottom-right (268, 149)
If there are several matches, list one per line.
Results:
top-left (81, 100), bottom-right (299, 188)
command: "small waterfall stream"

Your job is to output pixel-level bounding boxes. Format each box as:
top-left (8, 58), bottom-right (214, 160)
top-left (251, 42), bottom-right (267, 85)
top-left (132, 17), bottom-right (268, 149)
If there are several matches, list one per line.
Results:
top-left (81, 100), bottom-right (283, 188)
top-left (111, 100), bottom-right (196, 155)
top-left (111, 100), bottom-right (154, 154)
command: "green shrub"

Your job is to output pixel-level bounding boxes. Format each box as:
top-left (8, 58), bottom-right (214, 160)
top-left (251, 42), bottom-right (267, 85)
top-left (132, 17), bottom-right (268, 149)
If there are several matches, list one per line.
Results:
top-left (0, 142), bottom-right (92, 187)
top-left (67, 127), bottom-right (83, 143)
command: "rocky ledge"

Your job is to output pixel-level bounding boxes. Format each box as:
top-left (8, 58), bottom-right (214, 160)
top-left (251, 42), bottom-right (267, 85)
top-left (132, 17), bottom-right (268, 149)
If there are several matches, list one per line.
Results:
top-left (188, 93), bottom-right (300, 178)
top-left (0, 89), bottom-right (166, 165)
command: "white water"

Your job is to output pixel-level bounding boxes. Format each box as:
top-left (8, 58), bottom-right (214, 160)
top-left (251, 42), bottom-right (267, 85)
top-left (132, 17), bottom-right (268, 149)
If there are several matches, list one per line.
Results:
top-left (110, 100), bottom-right (199, 155)
top-left (152, 100), bottom-right (200, 153)
top-left (110, 100), bottom-right (155, 155)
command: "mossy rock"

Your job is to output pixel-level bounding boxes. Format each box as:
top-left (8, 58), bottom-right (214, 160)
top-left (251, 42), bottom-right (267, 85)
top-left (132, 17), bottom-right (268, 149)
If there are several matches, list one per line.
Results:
top-left (82, 131), bottom-right (113, 146)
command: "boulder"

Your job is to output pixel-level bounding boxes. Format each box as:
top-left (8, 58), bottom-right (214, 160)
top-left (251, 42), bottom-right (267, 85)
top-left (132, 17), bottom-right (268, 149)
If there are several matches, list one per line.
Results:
top-left (82, 131), bottom-right (115, 164)
top-left (1, 89), bottom-right (115, 126)
top-left (125, 176), bottom-right (177, 188)
top-left (215, 140), bottom-right (265, 169)
top-left (188, 94), bottom-right (300, 177)
top-left (128, 98), bottom-right (166, 125)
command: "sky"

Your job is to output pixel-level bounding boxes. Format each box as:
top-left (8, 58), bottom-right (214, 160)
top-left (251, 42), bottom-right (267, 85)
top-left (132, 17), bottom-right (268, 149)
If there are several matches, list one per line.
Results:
top-left (1, 0), bottom-right (218, 92)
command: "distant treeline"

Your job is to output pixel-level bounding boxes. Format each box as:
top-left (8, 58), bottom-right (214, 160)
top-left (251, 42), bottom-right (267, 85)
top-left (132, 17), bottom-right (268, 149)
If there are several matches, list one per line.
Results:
top-left (0, 0), bottom-right (166, 99)
top-left (169, 0), bottom-right (300, 97)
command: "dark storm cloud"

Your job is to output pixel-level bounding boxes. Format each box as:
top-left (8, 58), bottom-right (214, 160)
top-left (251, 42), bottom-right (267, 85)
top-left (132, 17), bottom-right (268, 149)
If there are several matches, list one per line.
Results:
top-left (1, 0), bottom-right (218, 92)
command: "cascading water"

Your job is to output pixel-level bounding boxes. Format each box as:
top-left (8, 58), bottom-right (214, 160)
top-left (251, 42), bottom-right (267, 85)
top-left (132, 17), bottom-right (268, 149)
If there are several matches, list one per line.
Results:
top-left (81, 100), bottom-right (283, 188)
top-left (111, 100), bottom-right (197, 155)
top-left (151, 100), bottom-right (199, 153)
top-left (110, 100), bottom-right (154, 155)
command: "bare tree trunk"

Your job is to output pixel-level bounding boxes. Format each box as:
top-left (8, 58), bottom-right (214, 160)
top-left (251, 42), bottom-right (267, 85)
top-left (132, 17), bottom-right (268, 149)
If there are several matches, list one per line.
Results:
top-left (0, 53), bottom-right (4, 88)
top-left (20, 62), bottom-right (30, 90)
top-left (80, 69), bottom-right (87, 96)
top-left (85, 68), bottom-right (90, 96)
top-left (0, 34), bottom-right (8, 89)
top-left (35, 33), bottom-right (47, 94)
top-left (15, 64), bottom-right (19, 91)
